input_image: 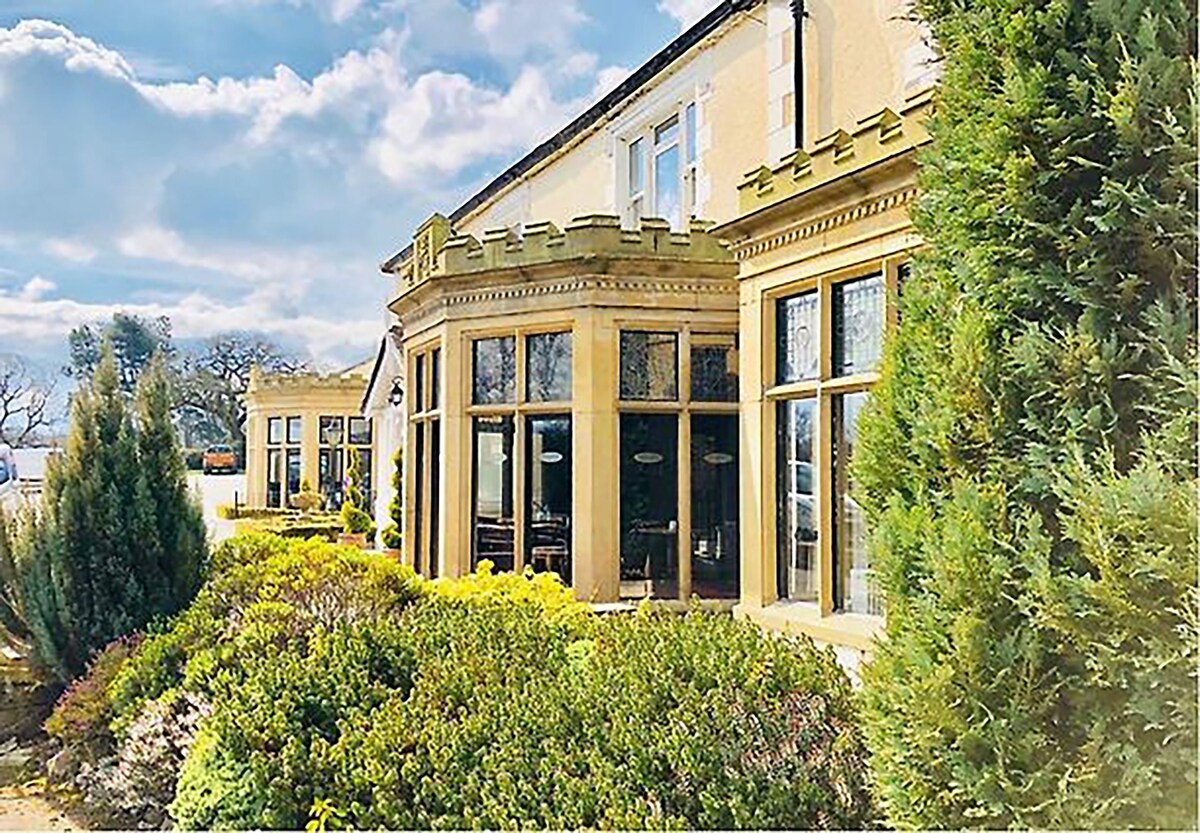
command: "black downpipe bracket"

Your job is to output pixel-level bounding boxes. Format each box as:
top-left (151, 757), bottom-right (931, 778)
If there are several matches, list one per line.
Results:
top-left (790, 0), bottom-right (807, 150)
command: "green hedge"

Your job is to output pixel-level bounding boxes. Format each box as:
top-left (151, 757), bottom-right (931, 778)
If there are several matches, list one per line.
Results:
top-left (52, 536), bottom-right (874, 830)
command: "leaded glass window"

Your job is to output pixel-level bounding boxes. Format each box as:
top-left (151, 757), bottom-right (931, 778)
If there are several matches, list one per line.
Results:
top-left (526, 332), bottom-right (572, 402)
top-left (690, 334), bottom-right (738, 402)
top-left (833, 275), bottom-right (884, 376)
top-left (834, 391), bottom-right (880, 615)
top-left (472, 336), bottom-right (516, 405)
top-left (777, 291), bottom-right (819, 383)
top-left (286, 416), bottom-right (302, 445)
top-left (348, 416), bottom-right (372, 445)
top-left (620, 331), bottom-right (678, 401)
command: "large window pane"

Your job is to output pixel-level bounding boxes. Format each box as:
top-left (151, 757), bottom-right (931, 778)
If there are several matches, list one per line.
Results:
top-left (286, 448), bottom-right (301, 503)
top-left (267, 449), bottom-right (282, 508)
top-left (414, 425), bottom-right (424, 576)
top-left (655, 115), bottom-right (679, 146)
top-left (526, 332), bottom-right (572, 402)
top-left (654, 144), bottom-right (681, 228)
top-left (319, 448), bottom-right (342, 509)
top-left (431, 349), bottom-right (440, 410)
top-left (472, 416), bottom-right (514, 573)
top-left (628, 138), bottom-right (644, 197)
top-left (620, 413), bottom-right (678, 600)
top-left (348, 416), bottom-right (372, 446)
top-left (429, 420), bottom-right (440, 579)
top-left (834, 391), bottom-right (880, 615)
top-left (620, 331), bottom-right (678, 401)
top-left (414, 353), bottom-right (425, 414)
top-left (777, 291), bottom-right (819, 383)
top-left (690, 334), bottom-right (738, 402)
top-left (684, 103), bottom-right (697, 164)
top-left (286, 416), bottom-right (302, 445)
top-left (777, 399), bottom-right (818, 601)
top-left (691, 414), bottom-right (739, 599)
top-left (834, 275), bottom-right (885, 376)
top-left (268, 417), bottom-right (283, 445)
top-left (355, 447), bottom-right (372, 509)
top-left (472, 337), bottom-right (516, 405)
top-left (526, 416), bottom-right (572, 585)
top-left (320, 415), bottom-right (344, 446)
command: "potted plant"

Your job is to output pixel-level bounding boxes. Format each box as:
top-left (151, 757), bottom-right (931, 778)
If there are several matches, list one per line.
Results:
top-left (338, 452), bottom-right (375, 549)
top-left (290, 478), bottom-right (324, 513)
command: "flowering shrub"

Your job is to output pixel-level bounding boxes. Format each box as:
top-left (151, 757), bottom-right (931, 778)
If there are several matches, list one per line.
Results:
top-left (44, 634), bottom-right (143, 758)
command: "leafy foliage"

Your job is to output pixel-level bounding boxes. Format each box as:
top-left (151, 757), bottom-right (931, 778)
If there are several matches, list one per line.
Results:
top-left (5, 346), bottom-right (207, 679)
top-left (855, 1), bottom-right (1198, 828)
top-left (339, 451), bottom-right (374, 537)
top-left (44, 634), bottom-right (143, 757)
top-left (66, 313), bottom-right (172, 394)
top-left (380, 448), bottom-right (402, 550)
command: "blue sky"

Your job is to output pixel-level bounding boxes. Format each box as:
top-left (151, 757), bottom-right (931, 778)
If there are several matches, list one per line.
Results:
top-left (0, 0), bottom-right (714, 377)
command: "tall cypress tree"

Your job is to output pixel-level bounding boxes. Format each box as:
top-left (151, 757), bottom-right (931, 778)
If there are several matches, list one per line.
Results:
top-left (855, 1), bottom-right (1196, 828)
top-left (135, 353), bottom-right (206, 612)
top-left (10, 344), bottom-right (207, 678)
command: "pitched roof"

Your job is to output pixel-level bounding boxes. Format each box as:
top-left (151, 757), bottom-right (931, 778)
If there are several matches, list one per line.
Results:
top-left (381, 0), bottom-right (764, 273)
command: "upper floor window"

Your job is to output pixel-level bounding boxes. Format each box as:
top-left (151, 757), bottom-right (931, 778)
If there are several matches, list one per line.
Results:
top-left (833, 274), bottom-right (884, 376)
top-left (623, 102), bottom-right (698, 230)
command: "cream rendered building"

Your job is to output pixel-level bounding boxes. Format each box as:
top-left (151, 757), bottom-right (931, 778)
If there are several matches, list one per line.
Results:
top-left (244, 364), bottom-right (376, 512)
top-left (374, 0), bottom-right (935, 658)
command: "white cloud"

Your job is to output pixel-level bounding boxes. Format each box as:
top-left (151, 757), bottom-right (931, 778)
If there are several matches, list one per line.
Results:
top-left (16, 275), bottom-right (55, 301)
top-left (369, 66), bottom-right (572, 185)
top-left (0, 283), bottom-right (377, 363)
top-left (43, 238), bottom-right (98, 264)
top-left (0, 19), bottom-right (134, 82)
top-left (657, 0), bottom-right (716, 30)
top-left (472, 0), bottom-right (588, 59)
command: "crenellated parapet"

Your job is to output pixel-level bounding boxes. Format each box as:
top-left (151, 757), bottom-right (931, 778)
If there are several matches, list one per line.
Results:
top-left (737, 86), bottom-right (934, 215)
top-left (431, 215), bottom-right (731, 278)
top-left (247, 366), bottom-right (367, 395)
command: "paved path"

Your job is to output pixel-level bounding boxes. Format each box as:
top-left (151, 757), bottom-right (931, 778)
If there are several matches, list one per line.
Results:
top-left (0, 789), bottom-right (78, 831)
top-left (188, 472), bottom-right (245, 545)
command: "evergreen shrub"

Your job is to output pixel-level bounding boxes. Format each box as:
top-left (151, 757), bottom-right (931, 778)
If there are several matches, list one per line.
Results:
top-left (854, 1), bottom-right (1198, 828)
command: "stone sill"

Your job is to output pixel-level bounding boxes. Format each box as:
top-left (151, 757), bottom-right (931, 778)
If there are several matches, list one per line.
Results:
top-left (734, 601), bottom-right (883, 652)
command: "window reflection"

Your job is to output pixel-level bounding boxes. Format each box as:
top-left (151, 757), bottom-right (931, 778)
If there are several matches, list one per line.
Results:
top-left (834, 392), bottom-right (879, 615)
top-left (777, 291), bottom-right (819, 383)
top-left (690, 335), bottom-right (738, 402)
top-left (620, 331), bottom-right (678, 401)
top-left (472, 337), bottom-right (516, 405)
top-left (834, 275), bottom-right (884, 376)
top-left (691, 414), bottom-right (739, 599)
top-left (526, 416), bottom-right (571, 584)
top-left (526, 332), bottom-right (572, 402)
top-left (472, 415), bottom-right (515, 573)
top-left (777, 399), bottom-right (817, 601)
top-left (619, 413), bottom-right (678, 599)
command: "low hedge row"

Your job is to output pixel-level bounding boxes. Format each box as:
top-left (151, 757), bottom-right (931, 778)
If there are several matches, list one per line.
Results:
top-left (47, 534), bottom-right (874, 830)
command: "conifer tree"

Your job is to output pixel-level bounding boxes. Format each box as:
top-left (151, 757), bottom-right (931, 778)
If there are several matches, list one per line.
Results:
top-left (340, 450), bottom-right (375, 538)
top-left (855, 1), bottom-right (1197, 828)
top-left (9, 345), bottom-right (207, 678)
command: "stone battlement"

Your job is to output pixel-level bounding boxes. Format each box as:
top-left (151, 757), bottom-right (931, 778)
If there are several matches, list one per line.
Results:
top-left (247, 367), bottom-right (366, 395)
top-left (737, 86), bottom-right (934, 214)
top-left (436, 215), bottom-right (732, 277)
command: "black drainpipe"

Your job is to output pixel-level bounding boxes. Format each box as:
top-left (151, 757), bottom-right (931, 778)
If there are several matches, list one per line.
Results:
top-left (790, 0), bottom-right (807, 150)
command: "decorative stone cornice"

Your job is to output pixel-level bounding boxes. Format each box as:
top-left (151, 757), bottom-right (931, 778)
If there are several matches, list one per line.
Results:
top-left (735, 86), bottom-right (934, 216)
top-left (726, 184), bottom-right (919, 261)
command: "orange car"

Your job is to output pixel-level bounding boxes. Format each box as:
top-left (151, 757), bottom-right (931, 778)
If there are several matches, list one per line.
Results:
top-left (201, 444), bottom-right (237, 474)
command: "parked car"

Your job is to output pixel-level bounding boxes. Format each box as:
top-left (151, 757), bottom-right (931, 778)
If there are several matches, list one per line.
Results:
top-left (202, 444), bottom-right (238, 474)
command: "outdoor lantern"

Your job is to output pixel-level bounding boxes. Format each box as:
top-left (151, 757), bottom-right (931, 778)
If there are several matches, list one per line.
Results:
top-left (388, 377), bottom-right (404, 408)
top-left (324, 424), bottom-right (344, 446)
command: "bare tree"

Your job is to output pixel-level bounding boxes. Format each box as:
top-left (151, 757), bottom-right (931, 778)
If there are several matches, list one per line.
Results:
top-left (175, 333), bottom-right (308, 453)
top-left (0, 355), bottom-right (54, 447)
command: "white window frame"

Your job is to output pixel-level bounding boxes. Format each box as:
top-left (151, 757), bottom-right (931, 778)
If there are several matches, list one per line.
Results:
top-left (618, 99), bottom-right (700, 230)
